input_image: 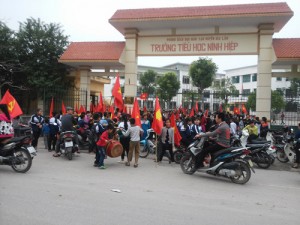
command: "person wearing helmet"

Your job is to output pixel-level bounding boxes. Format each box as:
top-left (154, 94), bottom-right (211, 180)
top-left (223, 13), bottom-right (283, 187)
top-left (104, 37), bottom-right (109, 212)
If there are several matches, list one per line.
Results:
top-left (53, 106), bottom-right (79, 157)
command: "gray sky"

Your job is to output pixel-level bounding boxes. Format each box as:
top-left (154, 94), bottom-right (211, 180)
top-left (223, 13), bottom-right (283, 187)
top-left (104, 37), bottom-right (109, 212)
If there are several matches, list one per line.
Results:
top-left (1, 0), bottom-right (299, 72)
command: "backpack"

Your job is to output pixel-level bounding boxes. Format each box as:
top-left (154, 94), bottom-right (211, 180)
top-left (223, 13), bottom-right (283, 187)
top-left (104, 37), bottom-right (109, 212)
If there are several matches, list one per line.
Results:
top-left (90, 122), bottom-right (105, 142)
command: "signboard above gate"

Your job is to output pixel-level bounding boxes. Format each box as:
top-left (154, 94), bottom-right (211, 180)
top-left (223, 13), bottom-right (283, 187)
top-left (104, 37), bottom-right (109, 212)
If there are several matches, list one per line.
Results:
top-left (137, 34), bottom-right (258, 56)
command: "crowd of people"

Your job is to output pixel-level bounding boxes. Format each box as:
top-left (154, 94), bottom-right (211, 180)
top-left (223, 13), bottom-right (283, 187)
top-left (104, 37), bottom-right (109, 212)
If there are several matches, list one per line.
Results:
top-left (1, 103), bottom-right (300, 169)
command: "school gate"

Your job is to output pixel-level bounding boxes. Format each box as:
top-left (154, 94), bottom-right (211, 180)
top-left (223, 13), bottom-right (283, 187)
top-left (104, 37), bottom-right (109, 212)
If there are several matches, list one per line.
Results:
top-left (60, 2), bottom-right (300, 119)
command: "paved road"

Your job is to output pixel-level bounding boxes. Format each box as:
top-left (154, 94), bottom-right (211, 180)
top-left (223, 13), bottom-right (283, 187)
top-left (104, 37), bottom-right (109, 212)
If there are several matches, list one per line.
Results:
top-left (0, 140), bottom-right (299, 225)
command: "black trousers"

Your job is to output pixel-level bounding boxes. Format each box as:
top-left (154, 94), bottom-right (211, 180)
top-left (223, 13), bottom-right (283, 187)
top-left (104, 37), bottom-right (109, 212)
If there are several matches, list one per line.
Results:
top-left (48, 134), bottom-right (57, 150)
top-left (195, 143), bottom-right (225, 168)
top-left (32, 129), bottom-right (41, 148)
top-left (158, 142), bottom-right (174, 162)
top-left (120, 136), bottom-right (130, 160)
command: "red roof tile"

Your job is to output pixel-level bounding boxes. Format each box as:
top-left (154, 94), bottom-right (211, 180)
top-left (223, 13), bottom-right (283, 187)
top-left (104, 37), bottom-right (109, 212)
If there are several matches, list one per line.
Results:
top-left (110, 2), bottom-right (292, 21)
top-left (60, 42), bottom-right (125, 61)
top-left (273, 38), bottom-right (300, 59)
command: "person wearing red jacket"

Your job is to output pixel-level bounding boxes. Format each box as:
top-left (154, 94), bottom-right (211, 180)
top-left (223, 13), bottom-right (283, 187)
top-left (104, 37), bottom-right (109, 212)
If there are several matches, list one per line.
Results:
top-left (96, 124), bottom-right (114, 169)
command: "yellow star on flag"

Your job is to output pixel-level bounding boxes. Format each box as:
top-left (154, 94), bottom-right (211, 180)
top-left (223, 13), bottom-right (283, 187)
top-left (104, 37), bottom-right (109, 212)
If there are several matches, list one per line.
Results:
top-left (7, 100), bottom-right (16, 112)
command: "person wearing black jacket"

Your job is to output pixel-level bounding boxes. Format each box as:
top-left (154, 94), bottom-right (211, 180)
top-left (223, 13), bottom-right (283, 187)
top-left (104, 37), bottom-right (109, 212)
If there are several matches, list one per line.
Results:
top-left (30, 108), bottom-right (44, 149)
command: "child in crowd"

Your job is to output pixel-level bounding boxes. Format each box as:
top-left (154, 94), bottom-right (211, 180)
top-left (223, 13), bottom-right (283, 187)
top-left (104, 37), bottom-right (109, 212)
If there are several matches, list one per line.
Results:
top-left (96, 124), bottom-right (115, 169)
top-left (122, 118), bottom-right (143, 168)
top-left (42, 118), bottom-right (50, 149)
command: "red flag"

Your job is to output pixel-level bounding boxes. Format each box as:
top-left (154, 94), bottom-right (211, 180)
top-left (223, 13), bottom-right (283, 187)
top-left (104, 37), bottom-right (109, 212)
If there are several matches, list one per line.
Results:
top-left (195, 101), bottom-right (199, 113)
top-left (62, 101), bottom-right (66, 115)
top-left (97, 92), bottom-right (104, 113)
top-left (170, 113), bottom-right (182, 146)
top-left (143, 106), bottom-right (147, 113)
top-left (233, 106), bottom-right (240, 115)
top-left (49, 97), bottom-right (54, 118)
top-left (140, 93), bottom-right (148, 100)
top-left (131, 98), bottom-right (141, 126)
top-left (219, 103), bottom-right (223, 112)
top-left (189, 108), bottom-right (194, 117)
top-left (0, 90), bottom-right (23, 119)
top-left (204, 109), bottom-right (209, 118)
top-left (242, 104), bottom-right (248, 114)
top-left (175, 110), bottom-right (180, 120)
top-left (79, 105), bottom-right (85, 114)
top-left (112, 76), bottom-right (123, 111)
top-left (152, 97), bottom-right (163, 135)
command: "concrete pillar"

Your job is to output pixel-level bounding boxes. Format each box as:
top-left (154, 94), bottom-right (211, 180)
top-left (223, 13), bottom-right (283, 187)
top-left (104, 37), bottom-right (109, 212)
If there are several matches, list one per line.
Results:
top-left (79, 66), bottom-right (91, 110)
top-left (256, 24), bottom-right (274, 120)
top-left (124, 28), bottom-right (138, 104)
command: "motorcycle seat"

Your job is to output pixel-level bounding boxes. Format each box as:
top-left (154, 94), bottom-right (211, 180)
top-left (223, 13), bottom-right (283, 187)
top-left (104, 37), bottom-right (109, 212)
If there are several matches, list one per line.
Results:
top-left (246, 144), bottom-right (265, 149)
top-left (5, 136), bottom-right (28, 144)
top-left (212, 147), bottom-right (242, 158)
top-left (250, 140), bottom-right (271, 144)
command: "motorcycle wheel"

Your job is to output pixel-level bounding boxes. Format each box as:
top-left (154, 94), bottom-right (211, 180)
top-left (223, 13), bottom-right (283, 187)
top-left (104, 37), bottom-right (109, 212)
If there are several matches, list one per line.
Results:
top-left (66, 148), bottom-right (73, 160)
top-left (139, 145), bottom-right (149, 158)
top-left (276, 149), bottom-right (289, 163)
top-left (11, 148), bottom-right (32, 173)
top-left (255, 152), bottom-right (272, 169)
top-left (180, 153), bottom-right (196, 175)
top-left (174, 150), bottom-right (183, 164)
top-left (230, 161), bottom-right (251, 184)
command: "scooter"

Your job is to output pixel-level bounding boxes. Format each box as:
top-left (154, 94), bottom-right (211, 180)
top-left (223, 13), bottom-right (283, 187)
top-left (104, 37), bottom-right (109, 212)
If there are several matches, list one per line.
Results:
top-left (0, 135), bottom-right (36, 173)
top-left (180, 135), bottom-right (254, 184)
top-left (59, 131), bottom-right (77, 160)
top-left (282, 130), bottom-right (298, 164)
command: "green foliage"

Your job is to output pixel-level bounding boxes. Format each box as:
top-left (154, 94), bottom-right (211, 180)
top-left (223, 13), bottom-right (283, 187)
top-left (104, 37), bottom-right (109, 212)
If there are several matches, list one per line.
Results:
top-left (246, 90), bottom-right (285, 112)
top-left (139, 70), bottom-right (157, 96)
top-left (15, 18), bottom-right (70, 95)
top-left (289, 78), bottom-right (300, 97)
top-left (271, 90), bottom-right (285, 113)
top-left (246, 92), bottom-right (256, 111)
top-left (189, 57), bottom-right (218, 93)
top-left (212, 77), bottom-right (238, 104)
top-left (157, 72), bottom-right (180, 107)
top-left (0, 22), bottom-right (16, 61)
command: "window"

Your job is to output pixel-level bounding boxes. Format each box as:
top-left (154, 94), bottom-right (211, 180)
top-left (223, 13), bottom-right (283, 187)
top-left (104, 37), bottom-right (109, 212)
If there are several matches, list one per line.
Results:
top-left (203, 91), bottom-right (210, 98)
top-left (232, 76), bottom-right (240, 84)
top-left (252, 73), bottom-right (257, 82)
top-left (243, 75), bottom-right (251, 83)
top-left (242, 89), bottom-right (251, 95)
top-left (182, 76), bottom-right (190, 84)
top-left (170, 101), bottom-right (177, 109)
top-left (276, 77), bottom-right (282, 81)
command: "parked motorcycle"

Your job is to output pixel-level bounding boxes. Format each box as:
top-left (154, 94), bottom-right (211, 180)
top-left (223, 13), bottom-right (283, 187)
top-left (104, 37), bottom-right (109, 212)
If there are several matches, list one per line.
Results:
top-left (269, 126), bottom-right (297, 164)
top-left (60, 131), bottom-right (77, 160)
top-left (282, 130), bottom-right (298, 164)
top-left (0, 135), bottom-right (36, 173)
top-left (180, 135), bottom-right (254, 184)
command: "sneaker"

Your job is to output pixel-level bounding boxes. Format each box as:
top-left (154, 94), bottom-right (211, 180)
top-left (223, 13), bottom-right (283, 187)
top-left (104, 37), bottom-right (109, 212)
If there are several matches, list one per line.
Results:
top-left (118, 160), bottom-right (125, 164)
top-left (134, 164), bottom-right (138, 168)
top-left (99, 166), bottom-right (106, 169)
top-left (292, 163), bottom-right (299, 168)
top-left (125, 162), bottom-right (130, 166)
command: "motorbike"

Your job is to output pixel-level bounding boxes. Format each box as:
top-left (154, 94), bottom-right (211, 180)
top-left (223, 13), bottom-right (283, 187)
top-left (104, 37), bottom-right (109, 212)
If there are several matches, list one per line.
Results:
top-left (0, 135), bottom-right (36, 173)
top-left (241, 130), bottom-right (274, 168)
top-left (139, 129), bottom-right (157, 158)
top-left (269, 126), bottom-right (297, 164)
top-left (77, 128), bottom-right (91, 149)
top-left (59, 131), bottom-right (77, 160)
top-left (282, 130), bottom-right (298, 164)
top-left (180, 135), bottom-right (254, 184)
